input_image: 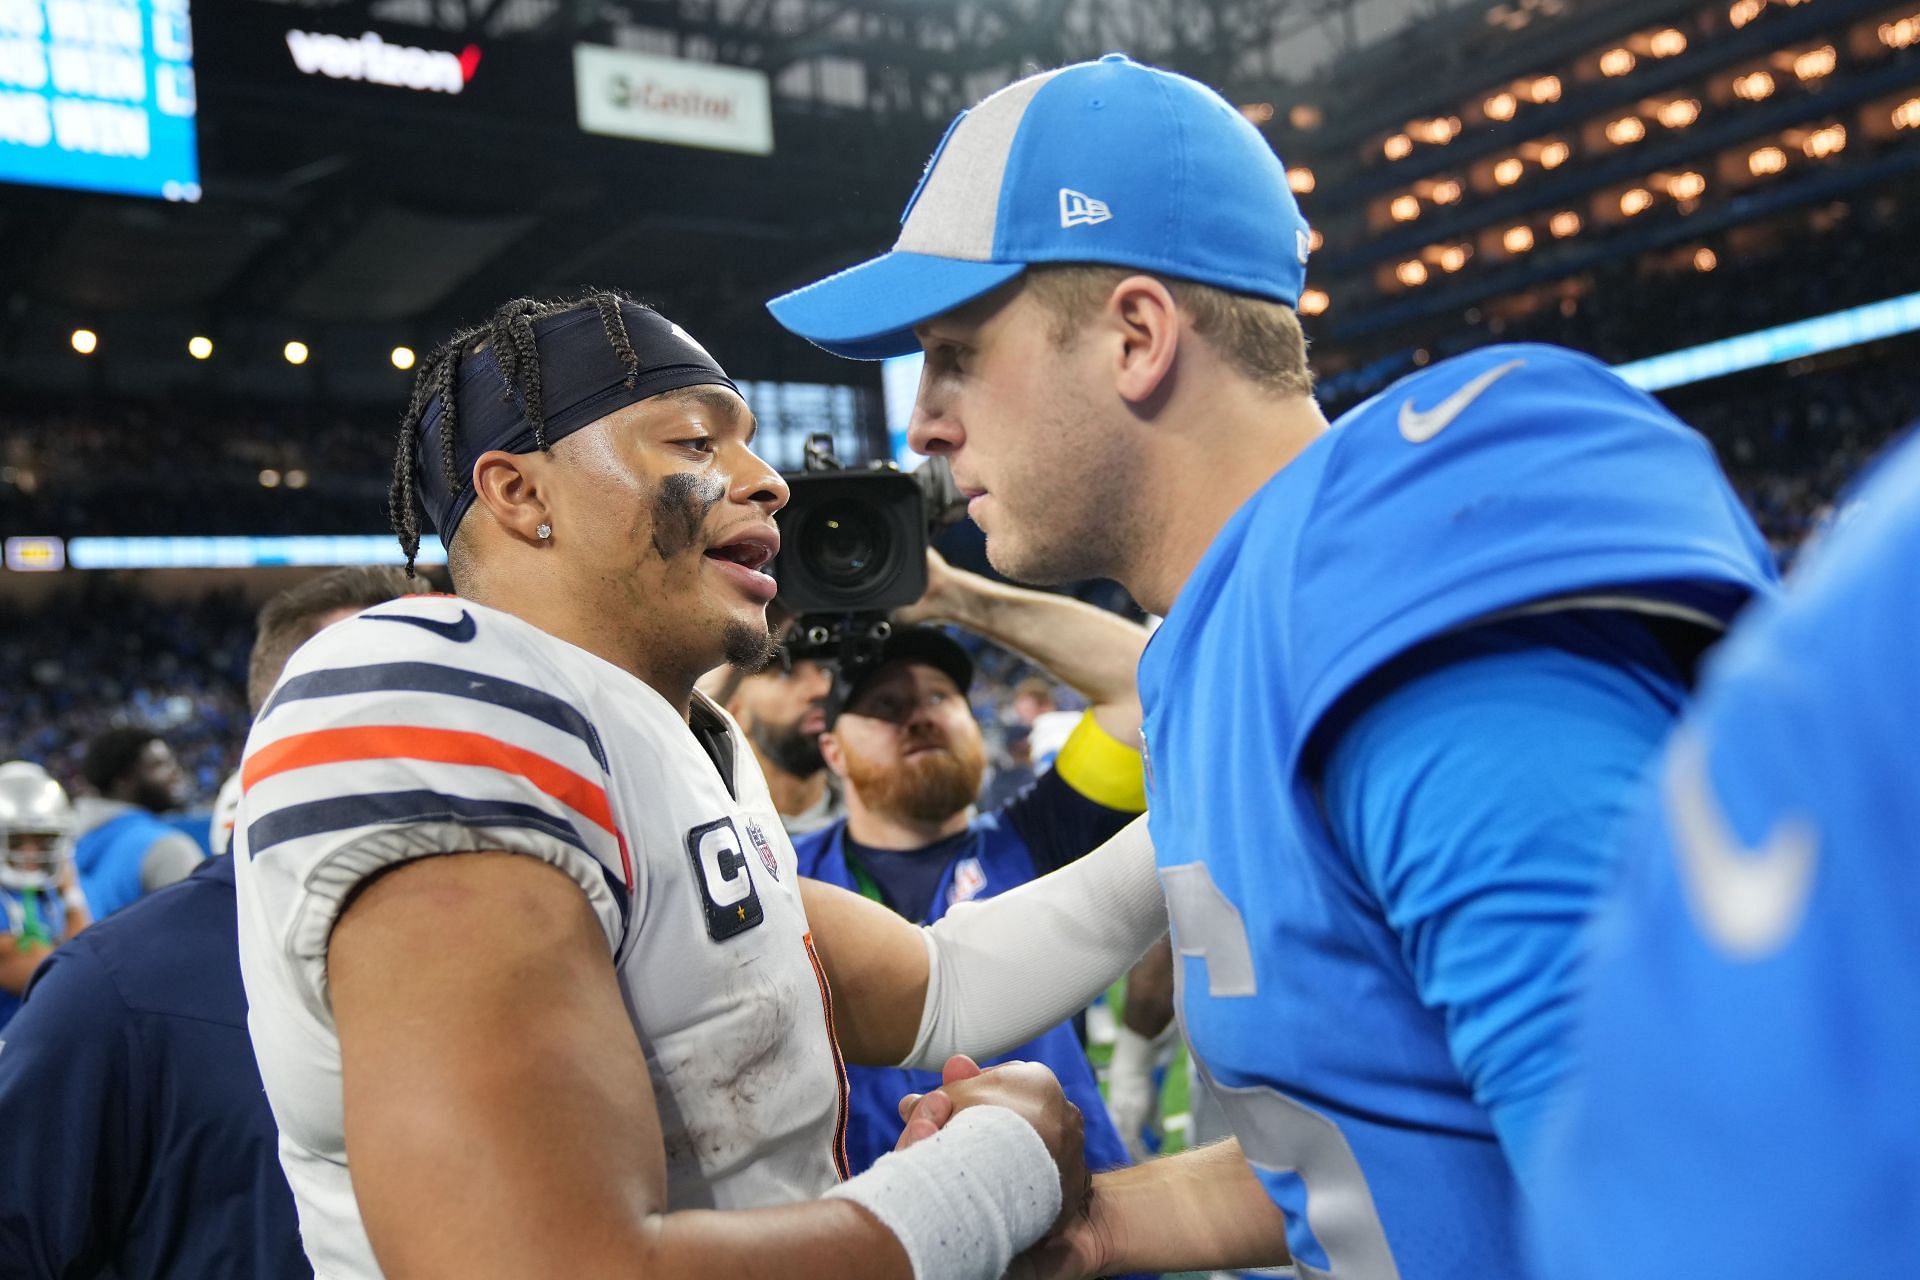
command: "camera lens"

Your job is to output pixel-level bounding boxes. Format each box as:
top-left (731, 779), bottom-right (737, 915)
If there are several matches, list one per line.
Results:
top-left (800, 503), bottom-right (889, 587)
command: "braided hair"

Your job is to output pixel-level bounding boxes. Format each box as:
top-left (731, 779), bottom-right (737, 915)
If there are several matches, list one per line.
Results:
top-left (388, 289), bottom-right (646, 576)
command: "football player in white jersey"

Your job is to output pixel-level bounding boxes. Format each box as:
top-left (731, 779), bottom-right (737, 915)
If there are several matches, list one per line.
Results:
top-left (234, 291), bottom-right (1169, 1280)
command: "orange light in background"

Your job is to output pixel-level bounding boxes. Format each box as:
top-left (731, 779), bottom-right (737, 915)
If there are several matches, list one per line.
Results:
top-left (1493, 157), bottom-right (1525, 186)
top-left (1649, 28), bottom-right (1688, 57)
top-left (1734, 70), bottom-right (1776, 100)
top-left (1606, 116), bottom-right (1648, 145)
top-left (1390, 194), bottom-right (1422, 221)
top-left (1894, 97), bottom-right (1920, 130)
top-left (391, 346), bottom-right (417, 371)
top-left (1666, 171), bottom-right (1707, 200)
top-left (1620, 187), bottom-right (1655, 216)
top-left (1749, 145), bottom-right (1788, 175)
top-left (70, 328), bottom-right (97, 355)
top-left (1288, 166), bottom-right (1316, 194)
top-left (1550, 210), bottom-right (1582, 237)
top-left (1729, 0), bottom-right (1764, 29)
top-left (188, 336), bottom-right (213, 360)
top-left (1693, 247), bottom-right (1719, 271)
top-left (1298, 288), bottom-right (1330, 316)
top-left (1503, 225), bottom-right (1536, 254)
top-left (1291, 103), bottom-right (1325, 130)
top-left (1384, 133), bottom-right (1414, 160)
top-left (283, 341), bottom-right (309, 366)
top-left (1239, 102), bottom-right (1275, 124)
top-left (1793, 45), bottom-right (1837, 80)
top-left (1600, 48), bottom-right (1638, 77)
top-left (1657, 98), bottom-right (1701, 128)
top-left (1883, 17), bottom-right (1920, 49)
top-left (1529, 75), bottom-right (1563, 103)
top-left (1485, 92), bottom-right (1518, 121)
top-left (1409, 116), bottom-right (1462, 144)
top-left (1539, 140), bottom-right (1571, 168)
top-left (1438, 245), bottom-right (1471, 272)
top-left (1803, 123), bottom-right (1847, 157)
top-left (1430, 179), bottom-right (1464, 204)
top-left (1396, 260), bottom-right (1430, 287)
top-left (1308, 227), bottom-right (1326, 251)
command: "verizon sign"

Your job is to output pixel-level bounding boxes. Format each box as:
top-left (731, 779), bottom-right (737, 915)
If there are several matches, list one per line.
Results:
top-left (285, 31), bottom-right (482, 95)
top-left (573, 44), bottom-right (772, 156)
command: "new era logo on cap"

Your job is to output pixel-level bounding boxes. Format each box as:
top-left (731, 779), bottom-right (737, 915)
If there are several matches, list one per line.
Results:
top-left (1060, 188), bottom-right (1112, 228)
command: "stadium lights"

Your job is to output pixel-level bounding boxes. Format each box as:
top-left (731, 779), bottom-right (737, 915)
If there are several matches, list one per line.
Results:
top-left (1694, 247), bottom-right (1719, 271)
top-left (1667, 171), bottom-right (1708, 200)
top-left (1749, 144), bottom-right (1789, 175)
top-left (1390, 194), bottom-right (1422, 222)
top-left (1539, 140), bottom-right (1571, 169)
top-left (1895, 97), bottom-right (1920, 129)
top-left (1396, 260), bottom-right (1430, 287)
top-left (1884, 17), bottom-right (1920, 49)
top-left (1308, 228), bottom-right (1326, 251)
top-left (1384, 132), bottom-right (1414, 160)
top-left (1803, 123), bottom-right (1847, 157)
top-left (260, 469), bottom-right (282, 488)
top-left (1288, 166), bottom-right (1317, 194)
top-left (1298, 288), bottom-right (1330, 316)
top-left (1408, 116), bottom-right (1462, 145)
top-left (1290, 104), bottom-right (1324, 130)
top-left (283, 341), bottom-right (310, 365)
top-left (1658, 99), bottom-right (1702, 129)
top-left (188, 336), bottom-right (213, 360)
top-left (1430, 179), bottom-right (1464, 204)
top-left (1600, 48), bottom-right (1638, 77)
top-left (1486, 92), bottom-right (1518, 121)
top-left (286, 470), bottom-right (309, 490)
top-left (1793, 45), bottom-right (1837, 81)
top-left (1494, 157), bottom-right (1525, 186)
top-left (1729, 0), bottom-right (1765, 29)
top-left (1438, 245), bottom-right (1471, 272)
top-left (1503, 225), bottom-right (1536, 254)
top-left (1606, 116), bottom-right (1648, 145)
top-left (1239, 102), bottom-right (1276, 124)
top-left (1649, 29), bottom-right (1689, 57)
top-left (69, 328), bottom-right (97, 355)
top-left (1620, 187), bottom-right (1655, 216)
top-left (1551, 210), bottom-right (1583, 237)
top-left (391, 345), bottom-right (417, 370)
top-left (1734, 70), bottom-right (1777, 100)
top-left (1529, 75), bottom-right (1562, 103)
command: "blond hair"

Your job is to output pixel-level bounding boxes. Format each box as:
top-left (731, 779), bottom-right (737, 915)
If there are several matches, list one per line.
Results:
top-left (1023, 264), bottom-right (1313, 398)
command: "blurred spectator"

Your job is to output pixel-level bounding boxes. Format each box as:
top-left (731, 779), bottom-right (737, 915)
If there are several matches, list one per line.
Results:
top-left (73, 729), bottom-right (201, 920)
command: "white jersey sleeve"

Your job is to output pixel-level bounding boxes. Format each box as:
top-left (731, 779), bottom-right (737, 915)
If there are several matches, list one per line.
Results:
top-left (237, 596), bottom-right (634, 1015)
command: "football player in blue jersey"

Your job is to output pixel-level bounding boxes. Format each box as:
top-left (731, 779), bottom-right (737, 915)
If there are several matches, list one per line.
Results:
top-left (1534, 429), bottom-right (1920, 1279)
top-left (767, 55), bottom-right (1777, 1278)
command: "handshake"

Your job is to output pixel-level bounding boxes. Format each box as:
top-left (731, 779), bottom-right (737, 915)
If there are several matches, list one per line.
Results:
top-left (892, 1055), bottom-right (1101, 1280)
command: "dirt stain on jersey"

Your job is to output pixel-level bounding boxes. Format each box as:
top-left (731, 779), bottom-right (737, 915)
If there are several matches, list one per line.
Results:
top-left (651, 472), bottom-right (725, 561)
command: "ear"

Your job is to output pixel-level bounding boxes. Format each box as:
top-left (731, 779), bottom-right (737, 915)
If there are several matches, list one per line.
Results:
top-left (469, 449), bottom-right (551, 545)
top-left (818, 730), bottom-right (850, 781)
top-left (1102, 274), bottom-right (1182, 407)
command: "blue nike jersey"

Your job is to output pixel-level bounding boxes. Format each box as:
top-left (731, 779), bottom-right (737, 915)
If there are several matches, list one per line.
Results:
top-left (1140, 344), bottom-right (1776, 1279)
top-left (1534, 430), bottom-right (1920, 1279)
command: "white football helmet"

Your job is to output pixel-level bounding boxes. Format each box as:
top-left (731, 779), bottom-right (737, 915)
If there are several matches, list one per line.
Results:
top-left (0, 761), bottom-right (77, 892)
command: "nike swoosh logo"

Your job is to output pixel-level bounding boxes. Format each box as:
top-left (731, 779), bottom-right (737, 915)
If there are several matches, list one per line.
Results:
top-left (367, 611), bottom-right (477, 643)
top-left (1397, 357), bottom-right (1526, 443)
top-left (1665, 726), bottom-right (1818, 959)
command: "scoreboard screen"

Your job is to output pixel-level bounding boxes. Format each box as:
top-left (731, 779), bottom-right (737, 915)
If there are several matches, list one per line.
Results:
top-left (0, 0), bottom-right (200, 201)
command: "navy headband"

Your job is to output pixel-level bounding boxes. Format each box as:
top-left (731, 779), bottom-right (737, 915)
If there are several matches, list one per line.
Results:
top-left (414, 302), bottom-right (740, 540)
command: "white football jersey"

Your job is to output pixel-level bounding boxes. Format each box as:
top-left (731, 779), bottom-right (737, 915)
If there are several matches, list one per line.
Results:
top-left (233, 597), bottom-right (847, 1278)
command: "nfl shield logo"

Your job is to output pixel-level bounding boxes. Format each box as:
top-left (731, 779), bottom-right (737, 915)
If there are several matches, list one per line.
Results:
top-left (948, 856), bottom-right (988, 906)
top-left (745, 821), bottom-right (780, 880)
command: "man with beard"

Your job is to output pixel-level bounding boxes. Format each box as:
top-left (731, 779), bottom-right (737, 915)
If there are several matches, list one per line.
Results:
top-left (716, 636), bottom-right (843, 835)
top-left (793, 556), bottom-right (1151, 1181)
top-left (72, 729), bottom-right (201, 919)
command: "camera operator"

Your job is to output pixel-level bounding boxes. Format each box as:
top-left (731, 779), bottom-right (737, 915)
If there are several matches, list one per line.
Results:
top-left (793, 549), bottom-right (1151, 1182)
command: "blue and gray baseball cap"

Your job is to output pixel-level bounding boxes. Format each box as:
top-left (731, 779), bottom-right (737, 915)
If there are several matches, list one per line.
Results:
top-left (767, 54), bottom-right (1312, 360)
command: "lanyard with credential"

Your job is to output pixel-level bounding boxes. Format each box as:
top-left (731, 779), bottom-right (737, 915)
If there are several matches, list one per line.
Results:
top-left (842, 846), bottom-right (889, 907)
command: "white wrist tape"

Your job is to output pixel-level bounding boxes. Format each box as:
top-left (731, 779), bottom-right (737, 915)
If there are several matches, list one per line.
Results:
top-left (904, 814), bottom-right (1166, 1070)
top-left (824, 1105), bottom-right (1060, 1280)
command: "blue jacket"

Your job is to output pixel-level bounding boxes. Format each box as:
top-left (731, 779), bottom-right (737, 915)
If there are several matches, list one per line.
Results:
top-left (0, 856), bottom-right (308, 1279)
top-left (75, 807), bottom-right (195, 921)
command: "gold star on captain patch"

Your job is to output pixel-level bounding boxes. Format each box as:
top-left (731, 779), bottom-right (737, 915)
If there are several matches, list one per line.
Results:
top-left (737, 904), bottom-right (748, 921)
